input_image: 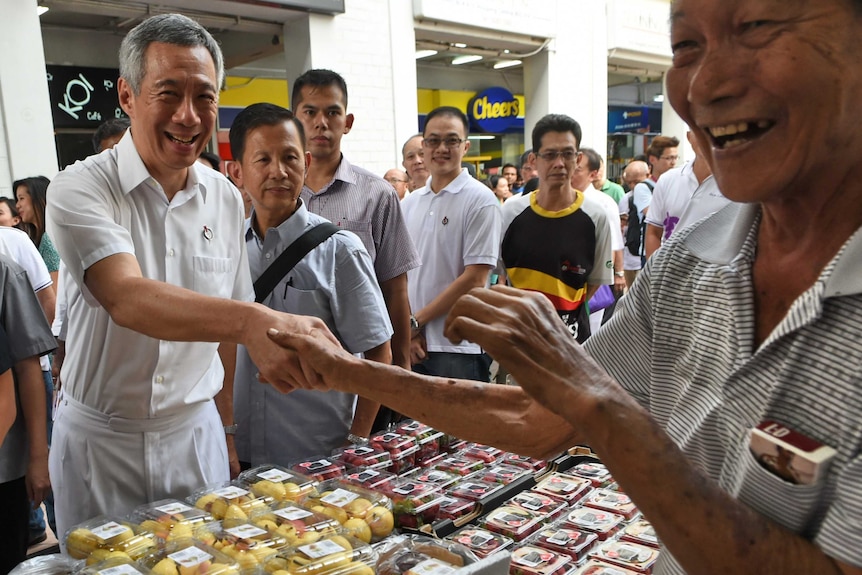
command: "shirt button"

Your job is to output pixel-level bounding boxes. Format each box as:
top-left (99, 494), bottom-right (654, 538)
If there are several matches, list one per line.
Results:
top-left (168, 249), bottom-right (175, 257)
top-left (155, 375), bottom-right (164, 384)
top-left (265, 252), bottom-right (272, 260)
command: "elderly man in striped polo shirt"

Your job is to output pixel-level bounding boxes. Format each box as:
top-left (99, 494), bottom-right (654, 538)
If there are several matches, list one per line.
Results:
top-left (268, 0), bottom-right (862, 572)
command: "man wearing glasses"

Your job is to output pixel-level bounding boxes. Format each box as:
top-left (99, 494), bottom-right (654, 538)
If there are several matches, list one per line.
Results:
top-left (645, 135), bottom-right (680, 183)
top-left (498, 114), bottom-right (613, 343)
top-left (400, 106), bottom-right (501, 381)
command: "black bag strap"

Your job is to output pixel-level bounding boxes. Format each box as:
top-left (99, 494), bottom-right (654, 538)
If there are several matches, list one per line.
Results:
top-left (253, 222), bottom-right (340, 303)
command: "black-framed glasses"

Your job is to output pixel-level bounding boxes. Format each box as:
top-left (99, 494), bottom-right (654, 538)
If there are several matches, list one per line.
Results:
top-left (385, 177), bottom-right (408, 184)
top-left (423, 137), bottom-right (464, 149)
top-left (536, 149), bottom-right (579, 161)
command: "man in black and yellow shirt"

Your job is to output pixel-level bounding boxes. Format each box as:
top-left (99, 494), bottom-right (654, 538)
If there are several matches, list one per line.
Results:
top-left (499, 114), bottom-right (613, 342)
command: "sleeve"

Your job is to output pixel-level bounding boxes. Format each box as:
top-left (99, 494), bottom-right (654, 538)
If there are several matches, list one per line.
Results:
top-left (329, 233), bottom-right (393, 354)
top-left (633, 183), bottom-right (652, 218)
top-left (645, 179), bottom-right (669, 228)
top-left (588, 207), bottom-right (614, 286)
top-left (52, 262), bottom-right (69, 338)
top-left (0, 257), bottom-right (56, 363)
top-left (816, 451), bottom-right (862, 566)
top-left (46, 168), bottom-right (136, 299)
top-left (0, 324), bottom-right (13, 375)
top-left (38, 233), bottom-right (61, 273)
top-left (370, 183), bottom-right (420, 283)
top-left (463, 199), bottom-right (502, 267)
top-left (5, 231), bottom-right (52, 292)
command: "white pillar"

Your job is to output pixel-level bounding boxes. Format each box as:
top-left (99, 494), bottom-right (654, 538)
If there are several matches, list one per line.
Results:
top-left (661, 75), bottom-right (691, 161)
top-left (0, 0), bottom-right (59, 196)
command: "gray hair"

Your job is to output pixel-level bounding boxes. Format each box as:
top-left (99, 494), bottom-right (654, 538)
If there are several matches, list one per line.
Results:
top-left (119, 13), bottom-right (224, 95)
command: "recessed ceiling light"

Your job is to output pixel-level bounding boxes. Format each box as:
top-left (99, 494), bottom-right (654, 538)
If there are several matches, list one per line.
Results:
top-left (468, 135), bottom-right (496, 140)
top-left (453, 43), bottom-right (467, 48)
top-left (452, 55), bottom-right (483, 65)
top-left (653, 94), bottom-right (665, 102)
top-left (415, 49), bottom-right (438, 60)
top-left (37, 5), bottom-right (49, 15)
top-left (493, 59), bottom-right (522, 69)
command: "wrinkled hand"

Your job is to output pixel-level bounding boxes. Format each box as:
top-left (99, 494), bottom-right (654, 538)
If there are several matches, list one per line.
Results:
top-left (444, 285), bottom-right (617, 426)
top-left (409, 332), bottom-right (427, 365)
top-left (266, 328), bottom-right (361, 393)
top-left (614, 274), bottom-right (627, 297)
top-left (27, 453), bottom-right (51, 507)
top-left (245, 306), bottom-right (342, 393)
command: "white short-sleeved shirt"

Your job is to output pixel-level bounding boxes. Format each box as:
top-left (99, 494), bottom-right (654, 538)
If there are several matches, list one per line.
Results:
top-left (0, 227), bottom-right (52, 293)
top-left (646, 162), bottom-right (728, 241)
top-left (46, 131), bottom-right (253, 418)
top-left (401, 169), bottom-right (501, 354)
top-left (583, 185), bottom-right (624, 251)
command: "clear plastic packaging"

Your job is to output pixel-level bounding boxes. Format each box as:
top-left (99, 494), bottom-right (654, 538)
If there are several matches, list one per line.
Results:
top-left (262, 533), bottom-right (376, 575)
top-left (395, 421), bottom-right (449, 465)
top-left (564, 463), bottom-right (613, 489)
top-left (498, 454), bottom-right (548, 475)
top-left (458, 443), bottom-right (502, 464)
top-left (381, 480), bottom-right (443, 530)
top-left (620, 519), bottom-right (659, 549)
top-left (479, 505), bottom-right (544, 541)
top-left (188, 482), bottom-right (273, 524)
top-left (375, 534), bottom-right (479, 575)
top-left (369, 433), bottom-right (420, 474)
top-left (250, 500), bottom-right (343, 546)
top-left (532, 474), bottom-right (592, 504)
top-left (341, 468), bottom-right (399, 492)
top-left (77, 555), bottom-right (153, 575)
top-left (582, 489), bottom-right (638, 521)
top-left (478, 464), bottom-right (530, 485)
top-left (431, 455), bottom-right (485, 477)
top-left (129, 499), bottom-right (216, 543)
top-left (64, 516), bottom-right (157, 565)
top-left (445, 479), bottom-right (504, 502)
top-left (291, 457), bottom-right (347, 482)
top-left (209, 522), bottom-right (290, 572)
top-left (560, 508), bottom-right (625, 541)
top-left (433, 495), bottom-right (477, 522)
top-left (238, 464), bottom-right (319, 502)
top-left (528, 525), bottom-right (598, 561)
top-left (506, 492), bottom-right (568, 523)
top-left (138, 537), bottom-right (241, 575)
top-left (445, 526), bottom-right (514, 559)
top-left (332, 445), bottom-right (393, 471)
top-left (9, 555), bottom-right (83, 575)
top-left (570, 559), bottom-right (641, 575)
top-left (298, 479), bottom-right (395, 542)
top-left (509, 544), bottom-right (573, 575)
top-left (400, 467), bottom-right (461, 491)
top-left (587, 540), bottom-right (659, 573)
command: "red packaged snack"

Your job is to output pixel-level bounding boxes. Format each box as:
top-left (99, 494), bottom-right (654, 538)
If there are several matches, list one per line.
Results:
top-left (332, 445), bottom-right (393, 471)
top-left (384, 480), bottom-right (442, 529)
top-left (432, 456), bottom-right (485, 477)
top-left (582, 489), bottom-right (638, 521)
top-left (342, 467), bottom-right (398, 491)
top-left (572, 560), bottom-right (641, 575)
top-left (561, 508), bottom-right (625, 541)
top-left (291, 458), bottom-right (346, 482)
top-left (446, 527), bottom-right (514, 558)
top-left (588, 540), bottom-right (659, 573)
top-left (480, 505), bottom-right (544, 541)
top-left (401, 467), bottom-right (461, 490)
top-left (621, 519), bottom-right (659, 549)
top-left (565, 463), bottom-right (613, 488)
top-left (532, 474), bottom-right (592, 504)
top-left (446, 479), bottom-right (503, 502)
top-left (396, 420), bottom-right (449, 464)
top-left (370, 432), bottom-right (420, 474)
top-left (499, 453), bottom-right (548, 474)
top-left (480, 464), bottom-right (530, 485)
top-left (509, 544), bottom-right (572, 575)
top-left (433, 495), bottom-right (477, 522)
top-left (506, 492), bottom-right (567, 523)
top-left (459, 443), bottom-right (502, 464)
top-left (529, 526), bottom-right (598, 561)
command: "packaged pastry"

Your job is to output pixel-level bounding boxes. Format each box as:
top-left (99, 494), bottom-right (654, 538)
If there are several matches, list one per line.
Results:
top-left (506, 492), bottom-right (567, 523)
top-left (332, 445), bottom-right (393, 471)
top-left (129, 499), bottom-right (216, 543)
top-left (298, 479), bottom-right (394, 542)
top-left (587, 540), bottom-right (659, 573)
top-left (138, 537), bottom-right (240, 575)
top-left (528, 525), bottom-right (598, 561)
top-left (458, 443), bottom-right (502, 464)
top-left (188, 483), bottom-right (272, 523)
top-left (65, 516), bottom-right (157, 565)
top-left (250, 500), bottom-right (342, 546)
top-left (445, 527), bottom-right (514, 559)
top-left (431, 455), bottom-right (485, 477)
top-left (582, 489), bottom-right (638, 521)
top-left (369, 432), bottom-right (420, 474)
top-left (532, 474), bottom-right (592, 504)
top-left (400, 467), bottom-right (461, 491)
top-left (565, 463), bottom-right (613, 488)
top-left (375, 533), bottom-right (478, 575)
top-left (621, 519), bottom-right (659, 549)
top-left (480, 505), bottom-right (544, 541)
top-left (561, 508), bottom-right (625, 541)
top-left (445, 479), bottom-right (504, 502)
top-left (262, 533), bottom-right (375, 575)
top-left (509, 544), bottom-right (572, 575)
top-left (291, 457), bottom-right (347, 482)
top-left (238, 464), bottom-right (319, 501)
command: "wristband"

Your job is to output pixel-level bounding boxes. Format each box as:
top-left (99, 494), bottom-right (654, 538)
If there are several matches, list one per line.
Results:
top-left (223, 424), bottom-right (238, 435)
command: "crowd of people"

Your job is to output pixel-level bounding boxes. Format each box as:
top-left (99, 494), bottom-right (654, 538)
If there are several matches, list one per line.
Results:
top-left (1, 0), bottom-right (861, 573)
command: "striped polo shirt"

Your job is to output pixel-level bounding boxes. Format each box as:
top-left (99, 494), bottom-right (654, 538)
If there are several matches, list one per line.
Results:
top-left (586, 202), bottom-right (862, 572)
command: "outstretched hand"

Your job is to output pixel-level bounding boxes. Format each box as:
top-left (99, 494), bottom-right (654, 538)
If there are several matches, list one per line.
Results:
top-left (265, 325), bottom-right (361, 393)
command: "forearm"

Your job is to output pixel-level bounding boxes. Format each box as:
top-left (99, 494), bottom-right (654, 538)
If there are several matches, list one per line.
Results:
top-left (215, 343), bottom-right (237, 427)
top-left (17, 356), bottom-right (48, 460)
top-left (644, 224), bottom-right (663, 259)
top-left (0, 370), bottom-right (15, 445)
top-left (414, 266), bottom-right (491, 327)
top-left (380, 274), bottom-right (411, 370)
top-left (36, 288), bottom-right (56, 326)
top-left (585, 284), bottom-right (600, 303)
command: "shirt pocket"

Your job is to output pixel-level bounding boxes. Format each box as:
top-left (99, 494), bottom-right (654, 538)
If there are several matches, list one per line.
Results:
top-left (736, 446), bottom-right (826, 533)
top-left (283, 285), bottom-right (333, 327)
top-left (343, 219), bottom-right (375, 258)
top-left (193, 256), bottom-right (235, 299)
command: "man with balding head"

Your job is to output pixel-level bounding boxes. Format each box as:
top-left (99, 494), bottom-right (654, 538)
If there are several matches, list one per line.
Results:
top-left (384, 168), bottom-right (410, 200)
top-left (401, 134), bottom-right (429, 191)
top-left (620, 160), bottom-right (652, 288)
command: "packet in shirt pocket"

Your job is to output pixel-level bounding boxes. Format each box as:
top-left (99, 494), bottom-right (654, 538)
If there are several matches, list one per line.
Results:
top-left (749, 420), bottom-right (837, 486)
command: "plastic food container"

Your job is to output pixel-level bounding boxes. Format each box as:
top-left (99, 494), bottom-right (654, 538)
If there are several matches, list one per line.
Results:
top-left (498, 454), bottom-right (547, 475)
top-left (188, 483), bottom-right (272, 524)
top-left (621, 519), bottom-right (659, 549)
top-left (396, 421), bottom-right (449, 465)
top-left (506, 492), bottom-right (568, 523)
top-left (341, 468), bottom-right (399, 492)
top-left (129, 499), bottom-right (216, 543)
top-left (433, 495), bottom-right (477, 522)
top-left (65, 516), bottom-right (157, 565)
top-left (239, 464), bottom-right (319, 502)
top-left (9, 555), bottom-right (82, 575)
top-left (369, 433), bottom-right (420, 474)
top-left (446, 527), bottom-right (514, 559)
top-left (560, 508), bottom-right (625, 541)
top-left (72, 556), bottom-right (151, 575)
top-left (291, 457), bottom-right (347, 482)
top-left (251, 500), bottom-right (342, 546)
top-left (382, 480), bottom-right (443, 530)
top-left (209, 522), bottom-right (289, 572)
top-left (262, 533), bottom-right (376, 575)
top-left (587, 540), bottom-right (659, 573)
top-left (431, 455), bottom-right (485, 477)
top-left (509, 544), bottom-right (572, 575)
top-left (571, 559), bottom-right (641, 575)
top-left (565, 463), bottom-right (613, 488)
top-left (479, 464), bottom-right (530, 485)
top-left (298, 479), bottom-right (395, 542)
top-left (480, 505), bottom-right (544, 541)
top-left (528, 526), bottom-right (598, 561)
top-left (375, 534), bottom-right (478, 575)
top-left (400, 467), bottom-right (461, 491)
top-left (458, 443), bottom-right (502, 464)
top-left (532, 474), bottom-right (592, 504)
top-left (582, 489), bottom-right (638, 521)
top-left (138, 538), bottom-right (240, 575)
top-left (332, 445), bottom-right (393, 471)
top-left (445, 479), bottom-right (503, 502)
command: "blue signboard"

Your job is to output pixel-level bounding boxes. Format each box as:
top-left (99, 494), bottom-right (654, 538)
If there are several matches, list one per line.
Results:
top-left (468, 87), bottom-right (523, 133)
top-left (608, 106), bottom-right (652, 133)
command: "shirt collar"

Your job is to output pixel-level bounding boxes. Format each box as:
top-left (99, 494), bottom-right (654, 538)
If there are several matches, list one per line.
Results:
top-left (415, 168), bottom-right (471, 196)
top-left (115, 130), bottom-right (206, 203)
top-left (245, 199), bottom-right (310, 246)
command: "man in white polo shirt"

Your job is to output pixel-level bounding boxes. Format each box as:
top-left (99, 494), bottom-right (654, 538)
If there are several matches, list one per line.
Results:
top-left (400, 106), bottom-right (501, 381)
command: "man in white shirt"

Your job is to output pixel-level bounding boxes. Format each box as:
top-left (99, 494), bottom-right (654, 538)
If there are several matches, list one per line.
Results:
top-left (46, 14), bottom-right (338, 539)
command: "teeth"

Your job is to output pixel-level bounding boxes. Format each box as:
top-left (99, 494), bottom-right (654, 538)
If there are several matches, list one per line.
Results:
top-left (168, 134), bottom-right (195, 145)
top-left (710, 122), bottom-right (750, 137)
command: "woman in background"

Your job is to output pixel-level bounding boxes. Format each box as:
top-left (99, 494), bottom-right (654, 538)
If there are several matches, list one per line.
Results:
top-left (15, 176), bottom-right (60, 290)
top-left (487, 174), bottom-right (512, 204)
top-left (0, 198), bottom-right (22, 229)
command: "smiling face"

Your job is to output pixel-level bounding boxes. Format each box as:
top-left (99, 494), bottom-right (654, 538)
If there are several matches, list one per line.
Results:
top-left (118, 42), bottom-right (218, 192)
top-left (295, 84), bottom-right (353, 162)
top-left (402, 135), bottom-right (429, 189)
top-left (228, 120), bottom-right (309, 231)
top-left (14, 186), bottom-right (33, 224)
top-left (423, 113), bottom-right (470, 183)
top-left (666, 0), bottom-right (862, 203)
top-left (0, 201), bottom-right (20, 227)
